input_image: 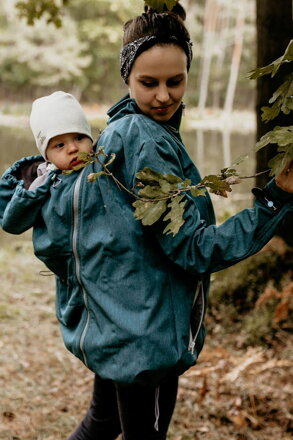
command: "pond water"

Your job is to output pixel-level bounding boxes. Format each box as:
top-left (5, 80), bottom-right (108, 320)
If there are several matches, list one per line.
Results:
top-left (0, 121), bottom-right (256, 245)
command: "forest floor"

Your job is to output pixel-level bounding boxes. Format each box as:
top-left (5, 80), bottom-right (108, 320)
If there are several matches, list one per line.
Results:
top-left (0, 239), bottom-right (292, 440)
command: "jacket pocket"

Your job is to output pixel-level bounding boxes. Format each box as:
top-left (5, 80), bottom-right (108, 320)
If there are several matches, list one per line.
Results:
top-left (188, 280), bottom-right (206, 354)
top-left (52, 255), bottom-right (85, 327)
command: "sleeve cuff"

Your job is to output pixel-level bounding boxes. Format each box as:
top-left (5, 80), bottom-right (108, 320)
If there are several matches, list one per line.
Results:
top-left (251, 179), bottom-right (293, 214)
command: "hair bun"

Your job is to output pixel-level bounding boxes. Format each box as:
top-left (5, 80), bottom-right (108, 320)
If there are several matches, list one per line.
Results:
top-left (144, 2), bottom-right (186, 21)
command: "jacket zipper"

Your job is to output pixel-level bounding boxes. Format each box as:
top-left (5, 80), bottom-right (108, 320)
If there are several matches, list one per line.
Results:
top-left (72, 169), bottom-right (89, 367)
top-left (188, 281), bottom-right (205, 354)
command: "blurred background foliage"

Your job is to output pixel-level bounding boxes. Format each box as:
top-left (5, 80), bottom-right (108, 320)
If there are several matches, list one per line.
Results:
top-left (0, 0), bottom-right (256, 107)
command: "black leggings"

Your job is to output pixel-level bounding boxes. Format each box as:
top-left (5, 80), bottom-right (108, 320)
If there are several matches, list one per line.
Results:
top-left (67, 373), bottom-right (179, 440)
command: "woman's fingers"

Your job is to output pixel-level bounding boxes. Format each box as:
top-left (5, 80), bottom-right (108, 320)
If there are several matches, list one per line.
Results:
top-left (275, 160), bottom-right (293, 193)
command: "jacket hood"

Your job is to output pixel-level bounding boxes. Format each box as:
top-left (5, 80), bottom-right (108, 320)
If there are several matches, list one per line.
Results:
top-left (107, 94), bottom-right (184, 133)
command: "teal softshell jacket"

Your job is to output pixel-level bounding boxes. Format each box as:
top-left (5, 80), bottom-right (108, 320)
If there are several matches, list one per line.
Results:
top-left (1, 95), bottom-right (292, 385)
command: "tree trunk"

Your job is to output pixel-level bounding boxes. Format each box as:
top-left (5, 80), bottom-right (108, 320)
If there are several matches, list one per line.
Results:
top-left (255, 0), bottom-right (293, 245)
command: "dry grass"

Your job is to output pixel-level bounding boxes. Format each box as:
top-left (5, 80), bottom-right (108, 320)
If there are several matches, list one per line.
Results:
top-left (0, 240), bottom-right (292, 440)
top-left (0, 241), bottom-right (94, 440)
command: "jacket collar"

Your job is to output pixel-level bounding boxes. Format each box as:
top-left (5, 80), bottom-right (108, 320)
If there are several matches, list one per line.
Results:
top-left (107, 94), bottom-right (183, 134)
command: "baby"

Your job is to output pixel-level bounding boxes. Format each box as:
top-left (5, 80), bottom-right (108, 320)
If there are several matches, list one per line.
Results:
top-left (29, 91), bottom-right (93, 190)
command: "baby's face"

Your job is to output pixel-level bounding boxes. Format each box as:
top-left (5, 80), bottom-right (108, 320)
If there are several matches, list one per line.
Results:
top-left (46, 132), bottom-right (93, 170)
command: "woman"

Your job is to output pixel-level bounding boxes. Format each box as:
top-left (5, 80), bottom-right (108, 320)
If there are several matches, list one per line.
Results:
top-left (0, 4), bottom-right (292, 440)
top-left (65, 5), bottom-right (292, 439)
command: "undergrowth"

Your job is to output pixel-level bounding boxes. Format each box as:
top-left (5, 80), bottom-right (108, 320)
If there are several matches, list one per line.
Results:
top-left (208, 237), bottom-right (293, 345)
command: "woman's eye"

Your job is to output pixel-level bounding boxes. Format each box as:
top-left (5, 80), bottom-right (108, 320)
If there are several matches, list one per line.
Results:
top-left (141, 81), bottom-right (157, 88)
top-left (168, 79), bottom-right (182, 87)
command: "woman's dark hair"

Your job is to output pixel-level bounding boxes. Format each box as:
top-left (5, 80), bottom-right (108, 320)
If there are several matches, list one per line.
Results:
top-left (122, 4), bottom-right (190, 46)
top-left (144, 3), bottom-right (186, 20)
top-left (120, 4), bottom-right (192, 82)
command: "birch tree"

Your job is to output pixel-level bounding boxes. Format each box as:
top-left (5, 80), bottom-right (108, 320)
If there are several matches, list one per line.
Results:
top-left (197, 0), bottom-right (219, 113)
top-left (223, 2), bottom-right (246, 113)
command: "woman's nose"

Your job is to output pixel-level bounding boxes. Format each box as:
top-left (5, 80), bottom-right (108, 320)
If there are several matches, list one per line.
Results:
top-left (156, 85), bottom-right (170, 103)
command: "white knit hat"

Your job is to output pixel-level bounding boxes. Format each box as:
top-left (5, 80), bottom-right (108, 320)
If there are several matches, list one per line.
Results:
top-left (30, 91), bottom-right (93, 158)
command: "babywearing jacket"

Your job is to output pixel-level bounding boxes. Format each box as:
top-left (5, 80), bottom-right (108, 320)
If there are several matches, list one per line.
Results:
top-left (0, 95), bottom-right (293, 385)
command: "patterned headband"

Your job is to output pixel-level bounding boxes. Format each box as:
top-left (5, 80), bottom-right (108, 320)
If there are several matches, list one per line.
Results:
top-left (120, 35), bottom-right (193, 82)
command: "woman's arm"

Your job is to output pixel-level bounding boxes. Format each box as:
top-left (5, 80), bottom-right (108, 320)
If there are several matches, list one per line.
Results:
top-left (133, 138), bottom-right (293, 275)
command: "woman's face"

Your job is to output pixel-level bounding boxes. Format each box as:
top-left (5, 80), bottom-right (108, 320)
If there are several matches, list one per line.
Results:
top-left (128, 44), bottom-right (188, 122)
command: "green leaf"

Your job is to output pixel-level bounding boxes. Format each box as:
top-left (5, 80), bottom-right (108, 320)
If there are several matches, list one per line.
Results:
top-left (285, 97), bottom-right (293, 111)
top-left (268, 144), bottom-right (293, 176)
top-left (249, 40), bottom-right (293, 79)
top-left (249, 64), bottom-right (276, 80)
top-left (71, 162), bottom-right (88, 171)
top-left (135, 167), bottom-right (191, 196)
top-left (133, 199), bottom-right (167, 226)
top-left (138, 185), bottom-right (168, 199)
top-left (135, 167), bottom-right (165, 185)
top-left (260, 76), bottom-right (293, 122)
top-left (200, 174), bottom-right (232, 198)
top-left (200, 175), bottom-right (232, 192)
top-left (255, 132), bottom-right (273, 151)
top-left (163, 173), bottom-right (185, 184)
top-left (77, 151), bottom-right (93, 161)
top-left (279, 143), bottom-right (293, 155)
top-left (163, 195), bottom-right (186, 236)
top-left (255, 126), bottom-right (293, 151)
top-left (268, 77), bottom-right (292, 104)
top-left (62, 162), bottom-right (88, 174)
top-left (165, 0), bottom-right (180, 10)
top-left (162, 174), bottom-right (191, 191)
top-left (190, 188), bottom-right (206, 198)
top-left (218, 167), bottom-right (238, 179)
top-left (144, 0), bottom-right (179, 13)
top-left (136, 167), bottom-right (182, 186)
top-left (283, 97), bottom-right (293, 113)
top-left (261, 102), bottom-right (281, 122)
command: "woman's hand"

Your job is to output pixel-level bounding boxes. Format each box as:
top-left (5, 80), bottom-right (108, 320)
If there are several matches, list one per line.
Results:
top-left (275, 161), bottom-right (293, 193)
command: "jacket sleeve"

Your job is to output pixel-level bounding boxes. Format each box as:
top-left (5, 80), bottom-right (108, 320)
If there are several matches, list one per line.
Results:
top-left (131, 137), bottom-right (293, 275)
top-left (0, 157), bottom-right (51, 234)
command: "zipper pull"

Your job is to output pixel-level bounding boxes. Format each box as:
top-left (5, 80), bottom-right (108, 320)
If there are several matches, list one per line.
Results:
top-left (52, 174), bottom-right (62, 188)
top-left (189, 340), bottom-right (195, 354)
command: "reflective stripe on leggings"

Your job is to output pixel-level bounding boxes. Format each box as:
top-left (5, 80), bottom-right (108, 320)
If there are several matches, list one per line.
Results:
top-left (154, 386), bottom-right (160, 431)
